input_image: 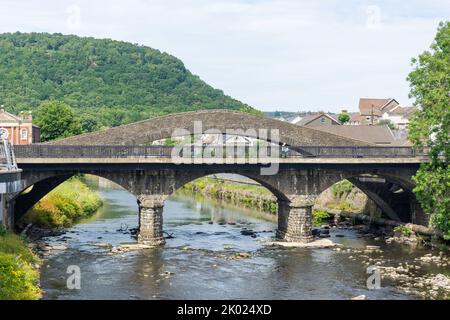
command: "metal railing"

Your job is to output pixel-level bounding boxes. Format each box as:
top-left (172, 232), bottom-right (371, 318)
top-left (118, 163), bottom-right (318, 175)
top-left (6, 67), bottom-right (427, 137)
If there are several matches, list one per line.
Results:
top-left (13, 144), bottom-right (427, 159)
top-left (0, 138), bottom-right (19, 170)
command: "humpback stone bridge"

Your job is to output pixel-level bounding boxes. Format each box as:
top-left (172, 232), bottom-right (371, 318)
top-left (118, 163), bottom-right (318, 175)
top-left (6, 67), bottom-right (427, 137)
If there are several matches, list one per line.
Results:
top-left (5, 110), bottom-right (428, 246)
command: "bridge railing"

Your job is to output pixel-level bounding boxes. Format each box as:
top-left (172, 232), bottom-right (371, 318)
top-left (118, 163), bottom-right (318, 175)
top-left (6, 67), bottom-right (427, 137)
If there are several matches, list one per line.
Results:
top-left (0, 138), bottom-right (18, 170)
top-left (13, 144), bottom-right (427, 159)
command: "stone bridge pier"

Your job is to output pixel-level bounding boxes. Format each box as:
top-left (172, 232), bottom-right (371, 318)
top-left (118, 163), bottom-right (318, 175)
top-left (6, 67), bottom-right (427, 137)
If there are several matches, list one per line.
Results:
top-left (277, 195), bottom-right (316, 242)
top-left (137, 194), bottom-right (167, 246)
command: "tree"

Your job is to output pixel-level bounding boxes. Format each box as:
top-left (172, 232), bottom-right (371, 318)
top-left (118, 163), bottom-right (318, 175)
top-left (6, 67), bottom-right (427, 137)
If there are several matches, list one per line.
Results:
top-left (338, 111), bottom-right (350, 124)
top-left (407, 21), bottom-right (449, 239)
top-left (0, 32), bottom-right (258, 128)
top-left (79, 113), bottom-right (99, 133)
top-left (34, 101), bottom-right (81, 141)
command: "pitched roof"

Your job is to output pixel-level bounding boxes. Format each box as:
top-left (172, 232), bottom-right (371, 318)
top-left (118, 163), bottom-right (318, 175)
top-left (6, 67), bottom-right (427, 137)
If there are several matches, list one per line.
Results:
top-left (0, 109), bottom-right (22, 122)
top-left (349, 113), bottom-right (363, 123)
top-left (311, 125), bottom-right (396, 145)
top-left (358, 98), bottom-right (398, 116)
top-left (387, 106), bottom-right (417, 119)
top-left (295, 113), bottom-right (340, 126)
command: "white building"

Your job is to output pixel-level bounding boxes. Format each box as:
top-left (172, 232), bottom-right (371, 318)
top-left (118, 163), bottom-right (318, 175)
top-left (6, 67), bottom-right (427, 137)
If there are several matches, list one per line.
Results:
top-left (381, 105), bottom-right (417, 130)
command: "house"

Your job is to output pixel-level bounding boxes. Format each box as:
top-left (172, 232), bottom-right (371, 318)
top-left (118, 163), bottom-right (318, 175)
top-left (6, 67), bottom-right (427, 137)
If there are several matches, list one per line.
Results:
top-left (381, 105), bottom-right (417, 130)
top-left (358, 98), bottom-right (399, 125)
top-left (293, 112), bottom-right (341, 126)
top-left (310, 125), bottom-right (402, 145)
top-left (198, 134), bottom-right (255, 146)
top-left (0, 108), bottom-right (40, 145)
top-left (347, 112), bottom-right (363, 125)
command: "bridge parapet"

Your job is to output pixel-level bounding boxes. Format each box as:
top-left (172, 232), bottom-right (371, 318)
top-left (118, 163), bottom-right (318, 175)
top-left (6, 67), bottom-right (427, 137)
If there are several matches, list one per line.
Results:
top-left (14, 144), bottom-right (426, 159)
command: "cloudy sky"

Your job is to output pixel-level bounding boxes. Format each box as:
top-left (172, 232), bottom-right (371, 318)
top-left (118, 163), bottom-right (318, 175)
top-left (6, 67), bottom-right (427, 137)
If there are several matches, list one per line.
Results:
top-left (0, 0), bottom-right (448, 112)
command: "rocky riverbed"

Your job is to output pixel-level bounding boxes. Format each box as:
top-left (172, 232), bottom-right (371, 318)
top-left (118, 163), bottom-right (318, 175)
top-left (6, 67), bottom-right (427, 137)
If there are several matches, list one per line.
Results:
top-left (29, 182), bottom-right (450, 300)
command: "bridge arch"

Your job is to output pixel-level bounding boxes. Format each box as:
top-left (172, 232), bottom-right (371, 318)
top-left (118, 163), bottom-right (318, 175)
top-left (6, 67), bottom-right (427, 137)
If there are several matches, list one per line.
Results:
top-left (316, 171), bottom-right (426, 225)
top-left (12, 171), bottom-right (141, 224)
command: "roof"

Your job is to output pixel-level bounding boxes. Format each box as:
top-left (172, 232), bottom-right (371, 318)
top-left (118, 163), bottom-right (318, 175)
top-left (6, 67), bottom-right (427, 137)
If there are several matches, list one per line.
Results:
top-left (358, 98), bottom-right (399, 116)
top-left (0, 109), bottom-right (23, 122)
top-left (387, 106), bottom-right (417, 119)
top-left (311, 125), bottom-right (397, 145)
top-left (348, 113), bottom-right (363, 123)
top-left (295, 113), bottom-right (340, 126)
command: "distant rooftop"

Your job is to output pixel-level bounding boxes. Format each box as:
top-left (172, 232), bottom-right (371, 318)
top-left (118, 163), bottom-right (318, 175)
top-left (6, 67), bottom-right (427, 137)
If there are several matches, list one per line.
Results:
top-left (310, 125), bottom-right (399, 145)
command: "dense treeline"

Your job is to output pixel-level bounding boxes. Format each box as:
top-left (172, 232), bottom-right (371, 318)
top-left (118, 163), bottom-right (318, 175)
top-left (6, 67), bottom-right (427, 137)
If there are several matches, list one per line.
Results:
top-left (0, 32), bottom-right (258, 130)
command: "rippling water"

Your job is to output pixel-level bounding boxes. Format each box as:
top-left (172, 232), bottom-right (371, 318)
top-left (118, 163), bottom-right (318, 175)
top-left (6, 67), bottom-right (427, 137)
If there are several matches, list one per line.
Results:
top-left (39, 180), bottom-right (444, 300)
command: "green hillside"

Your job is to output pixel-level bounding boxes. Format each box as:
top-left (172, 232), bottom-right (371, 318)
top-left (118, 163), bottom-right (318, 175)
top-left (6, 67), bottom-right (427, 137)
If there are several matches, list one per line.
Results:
top-left (0, 32), bottom-right (257, 129)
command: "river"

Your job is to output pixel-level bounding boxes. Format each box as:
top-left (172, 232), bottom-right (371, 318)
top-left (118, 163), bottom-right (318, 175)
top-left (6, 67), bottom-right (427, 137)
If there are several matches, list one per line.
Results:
top-left (38, 178), bottom-right (449, 300)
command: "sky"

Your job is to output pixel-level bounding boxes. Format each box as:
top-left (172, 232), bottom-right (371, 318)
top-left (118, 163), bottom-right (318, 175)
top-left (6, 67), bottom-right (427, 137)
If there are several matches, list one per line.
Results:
top-left (0, 0), bottom-right (448, 112)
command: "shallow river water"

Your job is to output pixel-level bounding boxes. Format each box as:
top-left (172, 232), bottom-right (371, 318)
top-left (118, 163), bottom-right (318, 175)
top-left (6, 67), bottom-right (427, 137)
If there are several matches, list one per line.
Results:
top-left (39, 180), bottom-right (449, 300)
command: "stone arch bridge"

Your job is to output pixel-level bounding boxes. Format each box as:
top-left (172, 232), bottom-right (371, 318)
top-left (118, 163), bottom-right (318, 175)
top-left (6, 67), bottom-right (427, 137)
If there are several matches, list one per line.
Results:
top-left (5, 110), bottom-right (428, 246)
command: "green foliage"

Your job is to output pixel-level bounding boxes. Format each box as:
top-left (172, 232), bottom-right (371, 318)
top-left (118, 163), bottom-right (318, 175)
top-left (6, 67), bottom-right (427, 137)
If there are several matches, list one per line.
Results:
top-left (393, 225), bottom-right (413, 237)
top-left (34, 100), bottom-right (81, 141)
top-left (337, 201), bottom-right (352, 212)
top-left (407, 21), bottom-right (450, 239)
top-left (378, 119), bottom-right (397, 130)
top-left (338, 111), bottom-right (350, 124)
top-left (0, 32), bottom-right (259, 130)
top-left (312, 209), bottom-right (330, 226)
top-left (163, 137), bottom-right (177, 146)
top-left (412, 164), bottom-right (450, 239)
top-left (22, 177), bottom-right (103, 228)
top-left (79, 113), bottom-right (100, 133)
top-left (0, 233), bottom-right (41, 300)
top-left (0, 224), bottom-right (6, 236)
top-left (331, 179), bottom-right (354, 197)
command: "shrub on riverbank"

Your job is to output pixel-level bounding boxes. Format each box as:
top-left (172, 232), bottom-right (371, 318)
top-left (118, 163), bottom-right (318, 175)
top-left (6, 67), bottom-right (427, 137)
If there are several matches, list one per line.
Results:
top-left (0, 231), bottom-right (41, 300)
top-left (22, 177), bottom-right (103, 228)
top-left (312, 209), bottom-right (331, 226)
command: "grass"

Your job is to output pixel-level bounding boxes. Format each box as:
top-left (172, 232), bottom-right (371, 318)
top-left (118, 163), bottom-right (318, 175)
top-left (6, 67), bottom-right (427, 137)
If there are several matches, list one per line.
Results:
top-left (21, 176), bottom-right (103, 228)
top-left (0, 231), bottom-right (41, 300)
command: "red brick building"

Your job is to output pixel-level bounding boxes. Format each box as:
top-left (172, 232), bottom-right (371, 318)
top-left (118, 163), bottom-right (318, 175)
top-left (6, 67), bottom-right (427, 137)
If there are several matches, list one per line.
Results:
top-left (0, 109), bottom-right (40, 145)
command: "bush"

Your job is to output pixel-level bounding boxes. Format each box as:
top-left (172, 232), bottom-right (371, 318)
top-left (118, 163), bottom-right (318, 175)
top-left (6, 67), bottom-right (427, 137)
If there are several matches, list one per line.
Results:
top-left (312, 210), bottom-right (331, 226)
top-left (393, 225), bottom-right (413, 237)
top-left (0, 253), bottom-right (41, 300)
top-left (0, 233), bottom-right (41, 300)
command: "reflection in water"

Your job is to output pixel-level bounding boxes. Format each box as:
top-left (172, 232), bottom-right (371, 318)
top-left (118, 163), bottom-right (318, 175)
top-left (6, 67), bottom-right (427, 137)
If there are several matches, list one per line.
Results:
top-left (39, 179), bottom-right (434, 300)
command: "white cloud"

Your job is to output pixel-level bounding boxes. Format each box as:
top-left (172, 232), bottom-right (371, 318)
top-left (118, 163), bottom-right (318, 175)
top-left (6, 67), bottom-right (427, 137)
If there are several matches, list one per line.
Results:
top-left (0, 0), bottom-right (448, 112)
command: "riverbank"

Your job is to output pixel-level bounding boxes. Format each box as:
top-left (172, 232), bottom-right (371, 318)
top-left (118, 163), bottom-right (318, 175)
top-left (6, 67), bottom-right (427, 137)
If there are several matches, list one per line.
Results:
top-left (0, 227), bottom-right (41, 299)
top-left (180, 176), bottom-right (277, 214)
top-left (20, 176), bottom-right (103, 230)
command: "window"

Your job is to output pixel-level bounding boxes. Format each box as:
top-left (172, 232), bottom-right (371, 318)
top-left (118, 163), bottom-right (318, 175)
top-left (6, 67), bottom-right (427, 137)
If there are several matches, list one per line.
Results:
top-left (320, 117), bottom-right (325, 123)
top-left (21, 128), bottom-right (27, 140)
